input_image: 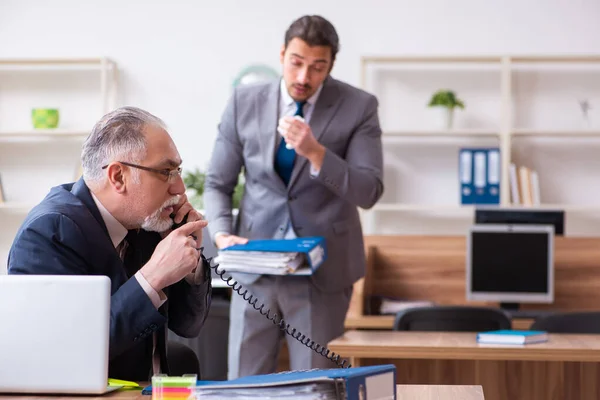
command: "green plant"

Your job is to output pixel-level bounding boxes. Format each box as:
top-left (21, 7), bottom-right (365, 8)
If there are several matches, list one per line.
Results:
top-left (428, 90), bottom-right (465, 109)
top-left (183, 167), bottom-right (244, 210)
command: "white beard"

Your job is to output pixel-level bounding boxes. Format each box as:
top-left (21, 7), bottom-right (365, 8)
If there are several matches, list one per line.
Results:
top-left (141, 195), bottom-right (181, 233)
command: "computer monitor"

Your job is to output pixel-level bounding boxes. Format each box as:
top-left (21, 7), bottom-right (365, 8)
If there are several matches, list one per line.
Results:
top-left (466, 224), bottom-right (554, 311)
top-left (474, 208), bottom-right (565, 235)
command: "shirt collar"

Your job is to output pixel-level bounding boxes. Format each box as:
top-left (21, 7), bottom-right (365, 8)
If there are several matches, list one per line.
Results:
top-left (90, 192), bottom-right (128, 248)
top-left (280, 78), bottom-right (324, 107)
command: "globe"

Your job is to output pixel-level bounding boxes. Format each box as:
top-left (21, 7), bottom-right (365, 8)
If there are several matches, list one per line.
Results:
top-left (233, 64), bottom-right (279, 87)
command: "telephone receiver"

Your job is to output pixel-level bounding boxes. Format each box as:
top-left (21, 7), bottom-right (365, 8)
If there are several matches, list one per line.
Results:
top-left (170, 212), bottom-right (189, 230)
top-left (168, 212), bottom-right (350, 369)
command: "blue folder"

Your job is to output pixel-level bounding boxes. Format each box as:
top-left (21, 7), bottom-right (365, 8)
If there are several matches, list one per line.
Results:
top-left (221, 236), bottom-right (327, 273)
top-left (143, 364), bottom-right (397, 399)
top-left (459, 147), bottom-right (500, 205)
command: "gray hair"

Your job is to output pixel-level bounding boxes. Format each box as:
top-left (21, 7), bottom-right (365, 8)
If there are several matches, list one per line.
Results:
top-left (81, 106), bottom-right (166, 183)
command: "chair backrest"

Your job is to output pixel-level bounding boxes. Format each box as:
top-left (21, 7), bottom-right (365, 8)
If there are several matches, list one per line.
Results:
top-left (530, 311), bottom-right (600, 333)
top-left (393, 306), bottom-right (512, 332)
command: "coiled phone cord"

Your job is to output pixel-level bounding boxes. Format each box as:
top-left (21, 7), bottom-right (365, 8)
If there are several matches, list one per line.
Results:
top-left (205, 253), bottom-right (352, 369)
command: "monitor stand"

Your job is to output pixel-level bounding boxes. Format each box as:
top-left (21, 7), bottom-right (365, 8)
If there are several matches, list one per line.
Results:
top-left (499, 302), bottom-right (556, 319)
top-left (500, 302), bottom-right (520, 312)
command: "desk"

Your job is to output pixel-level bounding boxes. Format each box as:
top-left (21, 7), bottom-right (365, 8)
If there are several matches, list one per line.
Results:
top-left (328, 330), bottom-right (600, 400)
top-left (397, 385), bottom-right (484, 399)
top-left (0, 384), bottom-right (484, 399)
top-left (344, 315), bottom-right (534, 331)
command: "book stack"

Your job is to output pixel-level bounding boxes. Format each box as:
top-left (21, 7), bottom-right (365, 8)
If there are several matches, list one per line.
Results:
top-left (215, 237), bottom-right (327, 276)
top-left (509, 163), bottom-right (541, 206)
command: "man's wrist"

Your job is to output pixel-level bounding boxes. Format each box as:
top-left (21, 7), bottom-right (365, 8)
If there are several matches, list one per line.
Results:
top-left (306, 144), bottom-right (326, 171)
top-left (135, 271), bottom-right (167, 309)
top-left (139, 263), bottom-right (164, 292)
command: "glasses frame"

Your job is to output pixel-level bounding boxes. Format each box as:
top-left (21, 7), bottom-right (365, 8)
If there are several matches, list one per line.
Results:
top-left (101, 161), bottom-right (182, 183)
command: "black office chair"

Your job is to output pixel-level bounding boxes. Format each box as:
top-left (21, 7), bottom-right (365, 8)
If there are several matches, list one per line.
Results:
top-left (167, 341), bottom-right (201, 377)
top-left (393, 306), bottom-right (512, 332)
top-left (530, 311), bottom-right (600, 334)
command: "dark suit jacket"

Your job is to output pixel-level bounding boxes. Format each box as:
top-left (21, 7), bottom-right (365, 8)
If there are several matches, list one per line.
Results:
top-left (7, 178), bottom-right (212, 381)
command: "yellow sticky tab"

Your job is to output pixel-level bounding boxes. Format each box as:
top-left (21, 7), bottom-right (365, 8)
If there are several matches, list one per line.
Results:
top-left (108, 378), bottom-right (140, 388)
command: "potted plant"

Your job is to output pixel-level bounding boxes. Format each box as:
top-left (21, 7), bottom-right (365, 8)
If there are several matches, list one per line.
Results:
top-left (183, 168), bottom-right (244, 211)
top-left (427, 89), bottom-right (465, 130)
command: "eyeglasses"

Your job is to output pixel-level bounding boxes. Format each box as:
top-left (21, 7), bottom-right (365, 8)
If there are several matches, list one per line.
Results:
top-left (102, 161), bottom-right (182, 183)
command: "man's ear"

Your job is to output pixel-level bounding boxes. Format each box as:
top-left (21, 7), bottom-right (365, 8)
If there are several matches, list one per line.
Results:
top-left (106, 163), bottom-right (126, 193)
top-left (280, 45), bottom-right (286, 65)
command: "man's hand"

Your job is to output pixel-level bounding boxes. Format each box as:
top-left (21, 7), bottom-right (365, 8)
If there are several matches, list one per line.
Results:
top-left (169, 193), bottom-right (205, 248)
top-left (215, 233), bottom-right (248, 249)
top-left (140, 220), bottom-right (208, 291)
top-left (278, 116), bottom-right (326, 170)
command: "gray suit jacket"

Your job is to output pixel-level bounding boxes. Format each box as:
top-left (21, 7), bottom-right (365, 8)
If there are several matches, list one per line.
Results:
top-left (204, 77), bottom-right (384, 292)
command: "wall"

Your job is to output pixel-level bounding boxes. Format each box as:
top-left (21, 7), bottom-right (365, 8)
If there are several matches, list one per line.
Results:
top-left (1, 0), bottom-right (600, 271)
top-left (1, 0), bottom-right (599, 170)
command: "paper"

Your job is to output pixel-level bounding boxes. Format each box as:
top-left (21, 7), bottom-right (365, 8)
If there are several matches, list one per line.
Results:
top-left (278, 115), bottom-right (305, 149)
top-left (191, 382), bottom-right (339, 399)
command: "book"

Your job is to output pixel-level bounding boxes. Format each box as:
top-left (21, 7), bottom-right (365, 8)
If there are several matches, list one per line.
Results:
top-left (188, 364), bottom-right (397, 400)
top-left (215, 236), bottom-right (327, 276)
top-left (476, 329), bottom-right (548, 345)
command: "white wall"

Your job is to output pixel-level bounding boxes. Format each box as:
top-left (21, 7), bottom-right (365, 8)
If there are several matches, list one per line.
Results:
top-left (2, 0), bottom-right (600, 272)
top-left (2, 0), bottom-right (600, 170)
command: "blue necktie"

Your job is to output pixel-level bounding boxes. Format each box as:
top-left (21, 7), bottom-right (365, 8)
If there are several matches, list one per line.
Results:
top-left (275, 101), bottom-right (306, 186)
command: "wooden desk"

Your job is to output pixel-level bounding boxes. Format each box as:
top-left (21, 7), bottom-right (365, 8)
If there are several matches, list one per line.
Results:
top-left (397, 385), bottom-right (484, 399)
top-left (328, 330), bottom-right (600, 400)
top-left (345, 315), bottom-right (534, 331)
top-left (0, 384), bottom-right (484, 399)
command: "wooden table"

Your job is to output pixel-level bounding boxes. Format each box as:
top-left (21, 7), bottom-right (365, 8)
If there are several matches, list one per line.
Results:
top-left (344, 315), bottom-right (534, 331)
top-left (328, 330), bottom-right (600, 400)
top-left (397, 385), bottom-right (484, 399)
top-left (0, 384), bottom-right (485, 399)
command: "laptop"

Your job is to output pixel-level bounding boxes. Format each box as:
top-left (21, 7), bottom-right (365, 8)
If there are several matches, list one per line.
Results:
top-left (0, 274), bottom-right (118, 394)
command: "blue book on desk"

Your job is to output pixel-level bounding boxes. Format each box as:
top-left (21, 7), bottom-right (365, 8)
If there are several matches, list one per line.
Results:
top-left (476, 329), bottom-right (548, 345)
top-left (186, 364), bottom-right (396, 400)
top-left (216, 236), bottom-right (327, 276)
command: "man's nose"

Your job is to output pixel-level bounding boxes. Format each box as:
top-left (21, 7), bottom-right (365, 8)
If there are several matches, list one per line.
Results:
top-left (169, 174), bottom-right (185, 195)
top-left (297, 67), bottom-right (309, 84)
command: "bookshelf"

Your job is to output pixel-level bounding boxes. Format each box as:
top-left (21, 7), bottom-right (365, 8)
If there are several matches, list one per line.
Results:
top-left (359, 55), bottom-right (600, 236)
top-left (0, 58), bottom-right (118, 272)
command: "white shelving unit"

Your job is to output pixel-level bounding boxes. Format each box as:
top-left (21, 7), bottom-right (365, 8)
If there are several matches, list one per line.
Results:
top-left (0, 58), bottom-right (118, 272)
top-left (359, 55), bottom-right (600, 236)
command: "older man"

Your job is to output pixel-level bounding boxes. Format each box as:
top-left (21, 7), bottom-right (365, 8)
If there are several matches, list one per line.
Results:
top-left (8, 106), bottom-right (212, 381)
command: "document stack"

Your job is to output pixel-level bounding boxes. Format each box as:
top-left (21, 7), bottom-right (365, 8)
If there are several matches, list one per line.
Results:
top-left (189, 364), bottom-right (397, 400)
top-left (215, 236), bottom-right (327, 276)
